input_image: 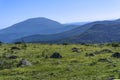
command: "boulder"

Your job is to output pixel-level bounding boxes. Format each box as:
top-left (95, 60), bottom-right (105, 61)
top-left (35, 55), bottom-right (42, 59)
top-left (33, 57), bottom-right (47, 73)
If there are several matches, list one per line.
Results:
top-left (4, 54), bottom-right (18, 59)
top-left (8, 55), bottom-right (18, 59)
top-left (86, 53), bottom-right (95, 57)
top-left (17, 59), bottom-right (32, 67)
top-left (95, 49), bottom-right (112, 54)
top-left (72, 47), bottom-right (79, 52)
top-left (108, 77), bottom-right (114, 80)
top-left (98, 58), bottom-right (112, 63)
top-left (111, 52), bottom-right (120, 58)
top-left (50, 52), bottom-right (62, 58)
top-left (11, 46), bottom-right (20, 50)
top-left (101, 49), bottom-right (112, 53)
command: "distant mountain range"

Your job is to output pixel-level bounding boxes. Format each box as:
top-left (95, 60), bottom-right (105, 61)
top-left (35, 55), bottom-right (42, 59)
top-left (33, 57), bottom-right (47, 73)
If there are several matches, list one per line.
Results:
top-left (15, 21), bottom-right (93, 43)
top-left (0, 17), bottom-right (81, 42)
top-left (60, 20), bottom-right (120, 43)
top-left (1, 17), bottom-right (120, 43)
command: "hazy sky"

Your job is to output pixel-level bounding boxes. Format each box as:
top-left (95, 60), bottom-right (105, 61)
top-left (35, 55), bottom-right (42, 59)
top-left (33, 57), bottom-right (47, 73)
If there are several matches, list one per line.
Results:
top-left (0, 0), bottom-right (120, 29)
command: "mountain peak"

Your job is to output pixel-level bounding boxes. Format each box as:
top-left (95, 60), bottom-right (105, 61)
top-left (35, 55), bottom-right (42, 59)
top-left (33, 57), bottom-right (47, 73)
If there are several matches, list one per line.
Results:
top-left (26, 17), bottom-right (50, 21)
top-left (24, 17), bottom-right (60, 24)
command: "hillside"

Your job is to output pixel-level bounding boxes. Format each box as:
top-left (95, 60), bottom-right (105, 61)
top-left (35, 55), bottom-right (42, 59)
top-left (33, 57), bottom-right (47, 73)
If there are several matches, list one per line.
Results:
top-left (1, 18), bottom-right (120, 43)
top-left (15, 19), bottom-right (120, 43)
top-left (61, 20), bottom-right (120, 43)
top-left (0, 17), bottom-right (80, 42)
top-left (0, 43), bottom-right (120, 80)
top-left (14, 22), bottom-right (93, 43)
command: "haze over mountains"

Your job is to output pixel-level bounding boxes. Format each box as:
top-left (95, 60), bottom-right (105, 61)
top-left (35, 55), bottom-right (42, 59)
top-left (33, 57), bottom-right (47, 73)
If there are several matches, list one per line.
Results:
top-left (60, 20), bottom-right (120, 43)
top-left (0, 17), bottom-right (81, 42)
top-left (1, 17), bottom-right (120, 43)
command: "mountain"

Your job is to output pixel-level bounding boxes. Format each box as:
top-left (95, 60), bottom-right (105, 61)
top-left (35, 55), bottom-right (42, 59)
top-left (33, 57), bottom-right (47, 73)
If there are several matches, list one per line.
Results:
top-left (2, 17), bottom-right (120, 43)
top-left (0, 17), bottom-right (64, 34)
top-left (60, 20), bottom-right (120, 43)
top-left (14, 22), bottom-right (93, 43)
top-left (15, 19), bottom-right (120, 43)
top-left (0, 17), bottom-right (80, 42)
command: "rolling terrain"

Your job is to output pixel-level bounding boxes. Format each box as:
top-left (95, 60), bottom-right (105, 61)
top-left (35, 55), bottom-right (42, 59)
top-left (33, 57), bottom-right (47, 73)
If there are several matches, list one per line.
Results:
top-left (1, 18), bottom-right (120, 44)
top-left (15, 19), bottom-right (120, 44)
top-left (60, 20), bottom-right (120, 43)
top-left (0, 43), bottom-right (120, 80)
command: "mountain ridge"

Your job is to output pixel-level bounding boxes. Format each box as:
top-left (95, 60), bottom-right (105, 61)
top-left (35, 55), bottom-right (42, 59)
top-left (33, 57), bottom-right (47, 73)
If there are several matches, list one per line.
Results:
top-left (0, 17), bottom-right (81, 42)
top-left (14, 19), bottom-right (120, 43)
top-left (1, 17), bottom-right (120, 43)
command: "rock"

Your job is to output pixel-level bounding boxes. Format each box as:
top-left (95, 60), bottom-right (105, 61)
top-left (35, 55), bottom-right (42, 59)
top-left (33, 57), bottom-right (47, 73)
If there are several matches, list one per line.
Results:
top-left (101, 49), bottom-right (112, 53)
top-left (111, 52), bottom-right (120, 58)
top-left (89, 62), bottom-right (97, 66)
top-left (4, 54), bottom-right (18, 59)
top-left (17, 59), bottom-right (32, 67)
top-left (86, 53), bottom-right (95, 57)
top-left (50, 52), bottom-right (62, 58)
top-left (98, 58), bottom-right (112, 63)
top-left (11, 46), bottom-right (20, 50)
top-left (72, 47), bottom-right (79, 52)
top-left (8, 55), bottom-right (18, 59)
top-left (108, 77), bottom-right (114, 80)
top-left (94, 49), bottom-right (112, 54)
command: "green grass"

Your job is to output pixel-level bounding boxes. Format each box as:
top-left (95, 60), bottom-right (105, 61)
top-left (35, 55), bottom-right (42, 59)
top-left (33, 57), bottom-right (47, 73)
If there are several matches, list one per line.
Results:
top-left (0, 43), bottom-right (120, 80)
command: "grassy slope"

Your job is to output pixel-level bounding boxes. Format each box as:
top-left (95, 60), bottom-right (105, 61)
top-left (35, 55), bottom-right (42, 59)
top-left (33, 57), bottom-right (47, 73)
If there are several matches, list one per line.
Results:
top-left (0, 44), bottom-right (120, 80)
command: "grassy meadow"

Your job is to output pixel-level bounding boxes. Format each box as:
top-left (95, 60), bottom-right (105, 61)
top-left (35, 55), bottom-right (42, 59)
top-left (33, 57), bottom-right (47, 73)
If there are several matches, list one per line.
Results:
top-left (0, 43), bottom-right (120, 80)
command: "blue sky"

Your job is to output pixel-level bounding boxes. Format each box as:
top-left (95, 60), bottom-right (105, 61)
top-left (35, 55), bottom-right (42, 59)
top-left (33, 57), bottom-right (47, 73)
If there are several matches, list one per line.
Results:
top-left (0, 0), bottom-right (120, 29)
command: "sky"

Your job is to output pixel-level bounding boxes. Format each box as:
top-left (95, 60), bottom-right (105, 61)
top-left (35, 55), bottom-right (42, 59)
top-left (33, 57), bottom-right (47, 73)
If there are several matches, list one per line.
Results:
top-left (0, 0), bottom-right (120, 29)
